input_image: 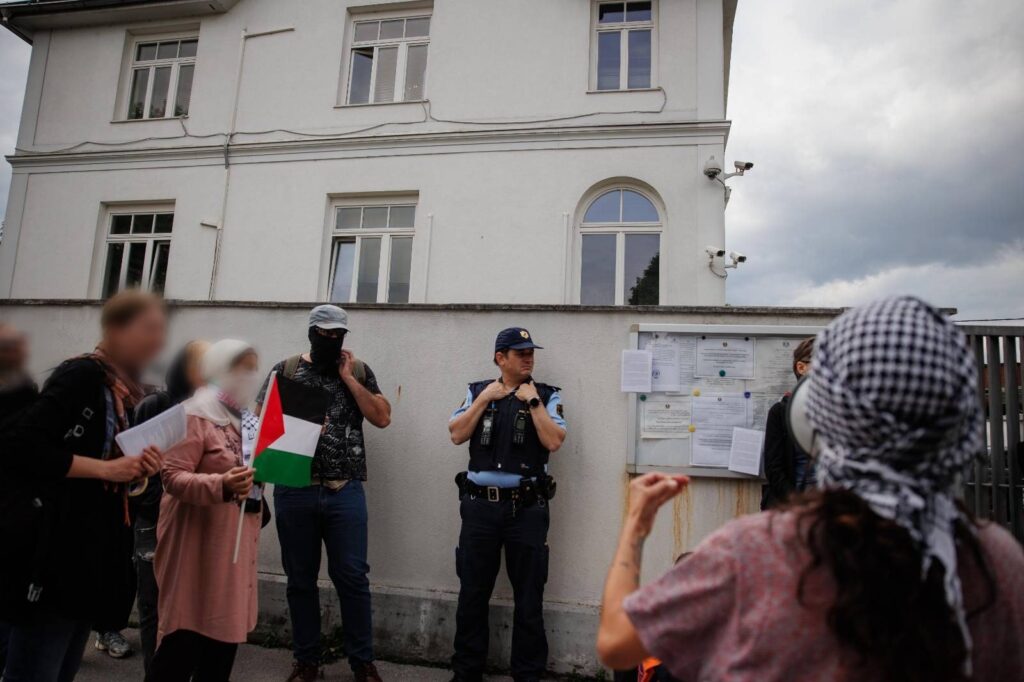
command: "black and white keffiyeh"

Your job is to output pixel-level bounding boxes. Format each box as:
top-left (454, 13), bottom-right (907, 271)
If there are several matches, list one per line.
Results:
top-left (805, 296), bottom-right (984, 675)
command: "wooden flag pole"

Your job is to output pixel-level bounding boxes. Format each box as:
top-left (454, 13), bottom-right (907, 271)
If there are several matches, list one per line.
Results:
top-left (232, 500), bottom-right (246, 564)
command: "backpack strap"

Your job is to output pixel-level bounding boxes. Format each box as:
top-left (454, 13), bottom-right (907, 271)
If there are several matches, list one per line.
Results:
top-left (283, 354), bottom-right (303, 380)
top-left (351, 358), bottom-right (367, 386)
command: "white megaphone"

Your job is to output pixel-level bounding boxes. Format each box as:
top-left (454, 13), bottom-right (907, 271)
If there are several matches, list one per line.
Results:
top-left (786, 375), bottom-right (818, 458)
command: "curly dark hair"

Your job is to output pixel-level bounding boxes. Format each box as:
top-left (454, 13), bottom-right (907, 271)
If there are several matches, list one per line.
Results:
top-left (787, 489), bottom-right (997, 682)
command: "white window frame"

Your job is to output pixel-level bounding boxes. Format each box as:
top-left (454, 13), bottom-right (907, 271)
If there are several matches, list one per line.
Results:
top-left (578, 188), bottom-right (662, 305)
top-left (344, 13), bottom-right (431, 105)
top-left (590, 1), bottom-right (658, 91)
top-left (100, 208), bottom-right (175, 297)
top-left (123, 32), bottom-right (198, 120)
top-left (327, 200), bottom-right (417, 304)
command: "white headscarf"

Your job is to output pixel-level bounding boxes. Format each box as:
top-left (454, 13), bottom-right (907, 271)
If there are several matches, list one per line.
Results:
top-left (184, 339), bottom-right (257, 430)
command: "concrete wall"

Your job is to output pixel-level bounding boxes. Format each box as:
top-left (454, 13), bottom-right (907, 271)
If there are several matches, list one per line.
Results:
top-left (2, 0), bottom-right (735, 307)
top-left (0, 301), bottom-right (838, 675)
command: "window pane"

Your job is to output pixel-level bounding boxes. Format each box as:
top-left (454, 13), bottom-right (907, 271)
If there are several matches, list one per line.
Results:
top-left (404, 44), bottom-right (428, 101)
top-left (178, 39), bottom-right (198, 59)
top-left (622, 190), bottom-right (658, 222)
top-left (380, 19), bottom-right (404, 40)
top-left (584, 190), bottom-right (621, 223)
top-left (373, 46), bottom-right (398, 103)
top-left (148, 66), bottom-right (171, 117)
top-left (125, 242), bottom-right (147, 289)
top-left (354, 21), bottom-right (379, 42)
top-left (598, 2), bottom-right (626, 23)
top-left (626, 1), bottom-right (652, 22)
top-left (136, 42), bottom-right (157, 61)
top-left (337, 207), bottom-right (362, 229)
top-left (132, 214), bottom-right (154, 234)
top-left (103, 243), bottom-right (125, 298)
top-left (356, 237), bottom-right (381, 303)
top-left (624, 234), bottom-right (659, 305)
top-left (349, 48), bottom-right (374, 104)
top-left (581, 234), bottom-right (616, 305)
top-left (174, 64), bottom-right (194, 116)
top-left (330, 240), bottom-right (356, 302)
top-left (627, 29), bottom-right (651, 88)
top-left (388, 205), bottom-right (415, 228)
top-left (128, 69), bottom-right (149, 119)
top-left (149, 241), bottom-right (170, 294)
top-left (362, 206), bottom-right (388, 228)
top-left (596, 31), bottom-right (621, 90)
top-left (387, 237), bottom-right (413, 303)
top-left (157, 41), bottom-right (178, 60)
top-left (110, 215), bottom-right (132, 235)
top-left (405, 17), bottom-right (430, 37)
top-left (154, 213), bottom-right (174, 234)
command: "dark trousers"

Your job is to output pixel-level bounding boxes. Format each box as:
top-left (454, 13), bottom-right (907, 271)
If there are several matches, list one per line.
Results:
top-left (146, 630), bottom-right (238, 682)
top-left (0, 614), bottom-right (91, 682)
top-left (134, 519), bottom-right (160, 676)
top-left (452, 495), bottom-right (550, 681)
top-left (274, 481), bottom-right (373, 671)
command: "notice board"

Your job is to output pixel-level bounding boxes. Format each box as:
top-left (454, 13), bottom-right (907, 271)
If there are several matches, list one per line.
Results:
top-left (626, 323), bottom-right (822, 479)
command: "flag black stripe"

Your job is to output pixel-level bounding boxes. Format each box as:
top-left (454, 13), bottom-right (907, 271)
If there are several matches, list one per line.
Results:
top-left (275, 374), bottom-right (331, 424)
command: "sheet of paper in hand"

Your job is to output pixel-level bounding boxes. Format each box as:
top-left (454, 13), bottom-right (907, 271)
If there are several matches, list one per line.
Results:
top-left (115, 403), bottom-right (187, 457)
top-left (253, 372), bottom-right (330, 488)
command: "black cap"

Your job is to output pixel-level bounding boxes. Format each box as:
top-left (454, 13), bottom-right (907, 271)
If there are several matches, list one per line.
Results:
top-left (495, 327), bottom-right (543, 352)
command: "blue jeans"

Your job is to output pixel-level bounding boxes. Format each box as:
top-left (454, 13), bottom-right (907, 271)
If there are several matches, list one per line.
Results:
top-left (0, 614), bottom-right (91, 682)
top-left (274, 482), bottom-right (373, 670)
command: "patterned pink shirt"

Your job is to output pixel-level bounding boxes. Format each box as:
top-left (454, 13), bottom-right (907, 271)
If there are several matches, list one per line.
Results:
top-left (624, 511), bottom-right (1024, 682)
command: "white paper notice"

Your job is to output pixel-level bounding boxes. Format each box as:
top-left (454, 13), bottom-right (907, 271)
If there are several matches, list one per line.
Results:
top-left (621, 350), bottom-right (653, 393)
top-left (728, 427), bottom-right (765, 476)
top-left (751, 338), bottom-right (800, 397)
top-left (691, 427), bottom-right (733, 467)
top-left (677, 336), bottom-right (697, 383)
top-left (641, 398), bottom-right (692, 439)
top-left (115, 404), bottom-right (187, 457)
top-left (695, 336), bottom-right (756, 379)
top-left (646, 335), bottom-right (682, 393)
top-left (691, 395), bottom-right (749, 428)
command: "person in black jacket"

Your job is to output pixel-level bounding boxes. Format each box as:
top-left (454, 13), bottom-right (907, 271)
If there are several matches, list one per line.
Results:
top-left (0, 291), bottom-right (167, 682)
top-left (760, 337), bottom-right (815, 510)
top-left (130, 339), bottom-right (208, 676)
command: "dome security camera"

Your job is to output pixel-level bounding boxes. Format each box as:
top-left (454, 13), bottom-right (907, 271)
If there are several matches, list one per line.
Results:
top-left (703, 156), bottom-right (723, 179)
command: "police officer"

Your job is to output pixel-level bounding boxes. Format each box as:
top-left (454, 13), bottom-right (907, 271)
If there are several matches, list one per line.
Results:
top-left (448, 327), bottom-right (567, 682)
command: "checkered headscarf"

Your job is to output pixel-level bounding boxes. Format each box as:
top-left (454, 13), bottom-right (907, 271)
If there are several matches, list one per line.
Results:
top-left (805, 296), bottom-right (984, 675)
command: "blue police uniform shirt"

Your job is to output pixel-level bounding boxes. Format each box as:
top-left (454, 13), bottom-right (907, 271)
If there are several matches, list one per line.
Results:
top-left (451, 388), bottom-right (566, 488)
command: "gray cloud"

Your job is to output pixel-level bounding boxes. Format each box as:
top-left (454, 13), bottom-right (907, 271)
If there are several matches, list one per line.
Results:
top-left (724, 0), bottom-right (1024, 318)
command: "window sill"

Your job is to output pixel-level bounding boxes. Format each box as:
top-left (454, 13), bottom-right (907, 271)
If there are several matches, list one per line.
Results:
top-left (586, 88), bottom-right (661, 95)
top-left (334, 100), bottom-right (427, 110)
top-left (111, 115), bottom-right (189, 124)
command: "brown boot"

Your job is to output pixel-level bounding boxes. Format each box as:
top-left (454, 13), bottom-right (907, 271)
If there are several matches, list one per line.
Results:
top-left (285, 661), bottom-right (322, 682)
top-left (354, 661), bottom-right (383, 682)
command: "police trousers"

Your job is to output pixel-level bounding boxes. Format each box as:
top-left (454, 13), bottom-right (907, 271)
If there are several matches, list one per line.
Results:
top-left (452, 495), bottom-right (550, 681)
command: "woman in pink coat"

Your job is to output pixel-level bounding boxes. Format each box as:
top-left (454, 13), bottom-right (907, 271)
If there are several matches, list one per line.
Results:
top-left (149, 339), bottom-right (264, 682)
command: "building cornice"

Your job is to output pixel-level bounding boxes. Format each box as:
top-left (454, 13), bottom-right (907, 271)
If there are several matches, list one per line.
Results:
top-left (7, 120), bottom-right (732, 172)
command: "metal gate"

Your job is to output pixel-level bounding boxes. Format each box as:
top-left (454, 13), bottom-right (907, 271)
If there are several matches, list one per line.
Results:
top-left (962, 326), bottom-right (1024, 541)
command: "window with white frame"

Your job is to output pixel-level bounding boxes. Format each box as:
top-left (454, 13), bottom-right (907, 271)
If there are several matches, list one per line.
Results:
top-left (101, 211), bottom-right (174, 297)
top-left (579, 188), bottom-right (660, 305)
top-left (593, 1), bottom-right (654, 91)
top-left (328, 202), bottom-right (416, 303)
top-left (126, 36), bottom-right (198, 120)
top-left (346, 14), bottom-right (430, 105)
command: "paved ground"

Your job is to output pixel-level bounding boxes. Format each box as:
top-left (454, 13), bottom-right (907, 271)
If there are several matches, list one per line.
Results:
top-left (77, 629), bottom-right (514, 681)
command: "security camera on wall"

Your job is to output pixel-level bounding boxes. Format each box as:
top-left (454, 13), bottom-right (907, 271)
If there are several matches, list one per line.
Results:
top-left (703, 156), bottom-right (723, 179)
top-left (706, 246), bottom-right (726, 258)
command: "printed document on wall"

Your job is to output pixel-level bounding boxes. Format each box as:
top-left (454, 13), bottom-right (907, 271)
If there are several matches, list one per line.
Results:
top-left (728, 427), bottom-right (765, 476)
top-left (645, 335), bottom-right (682, 393)
top-left (691, 395), bottom-right (749, 428)
top-left (641, 398), bottom-right (692, 439)
top-left (621, 350), bottom-right (653, 393)
top-left (691, 427), bottom-right (733, 467)
top-left (695, 337), bottom-right (756, 379)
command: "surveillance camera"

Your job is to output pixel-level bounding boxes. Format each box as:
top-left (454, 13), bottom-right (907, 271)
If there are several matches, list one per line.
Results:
top-left (730, 251), bottom-right (747, 264)
top-left (703, 156), bottom-right (723, 179)
top-left (734, 161), bottom-right (754, 172)
top-left (706, 246), bottom-right (726, 258)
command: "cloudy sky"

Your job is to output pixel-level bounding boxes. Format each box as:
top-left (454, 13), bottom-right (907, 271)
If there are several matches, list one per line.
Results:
top-left (0, 0), bottom-right (1022, 319)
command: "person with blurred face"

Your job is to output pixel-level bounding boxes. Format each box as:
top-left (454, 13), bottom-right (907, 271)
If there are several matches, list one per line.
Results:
top-left (129, 340), bottom-right (209, 674)
top-left (148, 339), bottom-right (263, 682)
top-left (0, 291), bottom-right (166, 682)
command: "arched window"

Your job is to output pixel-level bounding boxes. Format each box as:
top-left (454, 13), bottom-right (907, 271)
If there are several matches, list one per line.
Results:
top-left (579, 188), bottom-right (661, 305)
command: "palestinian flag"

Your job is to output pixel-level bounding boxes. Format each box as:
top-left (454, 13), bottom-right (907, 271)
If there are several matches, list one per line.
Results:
top-left (253, 372), bottom-right (330, 487)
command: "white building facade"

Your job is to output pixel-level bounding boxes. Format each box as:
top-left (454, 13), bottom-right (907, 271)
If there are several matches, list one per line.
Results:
top-left (1, 0), bottom-right (737, 307)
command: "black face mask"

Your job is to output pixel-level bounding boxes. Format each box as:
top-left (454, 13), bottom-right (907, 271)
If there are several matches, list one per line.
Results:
top-left (308, 328), bottom-right (345, 374)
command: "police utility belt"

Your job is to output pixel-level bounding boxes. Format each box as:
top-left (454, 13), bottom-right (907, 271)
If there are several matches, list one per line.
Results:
top-left (455, 471), bottom-right (557, 507)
